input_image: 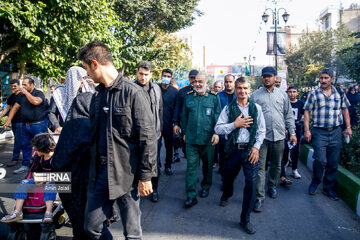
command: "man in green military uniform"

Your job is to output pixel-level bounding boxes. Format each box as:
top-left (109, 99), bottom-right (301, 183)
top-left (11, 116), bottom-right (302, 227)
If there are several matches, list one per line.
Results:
top-left (180, 73), bottom-right (221, 208)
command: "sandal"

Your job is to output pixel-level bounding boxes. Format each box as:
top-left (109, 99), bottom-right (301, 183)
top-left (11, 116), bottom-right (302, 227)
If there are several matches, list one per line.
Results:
top-left (1, 210), bottom-right (23, 223)
top-left (280, 177), bottom-right (292, 186)
top-left (43, 211), bottom-right (53, 223)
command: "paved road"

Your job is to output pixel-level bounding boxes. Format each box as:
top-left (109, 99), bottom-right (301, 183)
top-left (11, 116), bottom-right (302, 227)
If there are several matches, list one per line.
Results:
top-left (0, 138), bottom-right (359, 240)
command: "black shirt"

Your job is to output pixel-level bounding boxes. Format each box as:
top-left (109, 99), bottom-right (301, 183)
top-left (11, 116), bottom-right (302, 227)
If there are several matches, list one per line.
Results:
top-left (161, 85), bottom-right (178, 130)
top-left (290, 100), bottom-right (304, 125)
top-left (7, 93), bottom-right (22, 124)
top-left (227, 93), bottom-right (234, 105)
top-left (16, 89), bottom-right (46, 123)
top-left (173, 85), bottom-right (192, 126)
top-left (98, 87), bottom-right (110, 156)
top-left (30, 154), bottom-right (53, 173)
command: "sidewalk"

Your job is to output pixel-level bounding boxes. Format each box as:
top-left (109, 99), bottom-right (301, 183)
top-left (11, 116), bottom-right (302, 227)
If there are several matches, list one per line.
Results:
top-left (1, 139), bottom-right (360, 240)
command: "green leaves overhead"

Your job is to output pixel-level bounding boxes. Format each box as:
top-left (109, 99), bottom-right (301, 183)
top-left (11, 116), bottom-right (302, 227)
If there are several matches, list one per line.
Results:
top-left (0, 0), bottom-right (200, 84)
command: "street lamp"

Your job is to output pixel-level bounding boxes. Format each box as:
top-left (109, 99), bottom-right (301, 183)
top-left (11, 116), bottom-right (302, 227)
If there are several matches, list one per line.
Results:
top-left (262, 7), bottom-right (289, 72)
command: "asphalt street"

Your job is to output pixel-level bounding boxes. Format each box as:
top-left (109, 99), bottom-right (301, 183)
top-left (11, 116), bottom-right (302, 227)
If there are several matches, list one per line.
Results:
top-left (0, 138), bottom-right (359, 240)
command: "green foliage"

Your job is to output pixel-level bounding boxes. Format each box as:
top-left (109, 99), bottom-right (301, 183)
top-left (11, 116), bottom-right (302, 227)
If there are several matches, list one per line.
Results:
top-left (340, 106), bottom-right (360, 178)
top-left (113, 0), bottom-right (201, 76)
top-left (337, 32), bottom-right (360, 83)
top-left (0, 116), bottom-right (8, 125)
top-left (0, 0), bottom-right (125, 83)
top-left (0, 0), bottom-right (200, 84)
top-left (286, 30), bottom-right (334, 87)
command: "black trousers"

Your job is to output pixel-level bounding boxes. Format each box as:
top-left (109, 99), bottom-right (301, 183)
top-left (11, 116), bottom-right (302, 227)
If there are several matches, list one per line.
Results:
top-left (84, 163), bottom-right (141, 240)
top-left (152, 138), bottom-right (162, 191)
top-left (162, 129), bottom-right (173, 168)
top-left (221, 147), bottom-right (258, 223)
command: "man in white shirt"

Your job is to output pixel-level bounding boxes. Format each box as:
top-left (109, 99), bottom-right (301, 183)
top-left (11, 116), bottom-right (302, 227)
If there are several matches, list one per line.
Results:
top-left (215, 77), bottom-right (266, 234)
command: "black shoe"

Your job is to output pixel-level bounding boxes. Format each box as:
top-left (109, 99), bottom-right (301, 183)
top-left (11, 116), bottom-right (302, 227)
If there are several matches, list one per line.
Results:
top-left (253, 199), bottom-right (263, 212)
top-left (184, 197), bottom-right (198, 208)
top-left (268, 188), bottom-right (278, 198)
top-left (322, 189), bottom-right (339, 201)
top-left (165, 167), bottom-right (173, 176)
top-left (240, 221), bottom-right (256, 234)
top-left (219, 195), bottom-right (228, 207)
top-left (199, 189), bottom-right (209, 198)
top-left (308, 182), bottom-right (319, 195)
top-left (150, 191), bottom-right (159, 202)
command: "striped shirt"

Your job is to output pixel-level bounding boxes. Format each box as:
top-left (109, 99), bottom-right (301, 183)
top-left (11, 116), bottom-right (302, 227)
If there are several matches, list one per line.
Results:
top-left (303, 86), bottom-right (350, 127)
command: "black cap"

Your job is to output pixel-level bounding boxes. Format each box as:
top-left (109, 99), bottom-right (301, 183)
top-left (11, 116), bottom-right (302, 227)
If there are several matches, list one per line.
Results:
top-left (189, 70), bottom-right (199, 78)
top-left (261, 66), bottom-right (276, 76)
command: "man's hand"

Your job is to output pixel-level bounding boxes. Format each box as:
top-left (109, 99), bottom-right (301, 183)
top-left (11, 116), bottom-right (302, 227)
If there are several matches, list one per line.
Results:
top-left (54, 127), bottom-right (62, 133)
top-left (183, 134), bottom-right (185, 142)
top-left (138, 180), bottom-right (153, 196)
top-left (304, 130), bottom-right (311, 143)
top-left (19, 87), bottom-right (28, 95)
top-left (344, 128), bottom-right (352, 139)
top-left (173, 125), bottom-right (180, 134)
top-left (233, 114), bottom-right (253, 128)
top-left (211, 134), bottom-right (219, 146)
top-left (3, 118), bottom-right (11, 128)
top-left (248, 147), bottom-right (259, 164)
top-left (289, 135), bottom-right (297, 145)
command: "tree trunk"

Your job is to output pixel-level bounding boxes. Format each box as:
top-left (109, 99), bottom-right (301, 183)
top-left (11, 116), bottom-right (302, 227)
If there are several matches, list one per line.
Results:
top-left (19, 64), bottom-right (26, 80)
top-left (0, 41), bottom-right (22, 64)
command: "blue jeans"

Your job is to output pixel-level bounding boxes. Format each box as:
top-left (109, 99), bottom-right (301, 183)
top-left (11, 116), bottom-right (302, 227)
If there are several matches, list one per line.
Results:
top-left (11, 122), bottom-right (23, 161)
top-left (311, 127), bottom-right (342, 191)
top-left (21, 121), bottom-right (48, 167)
top-left (221, 147), bottom-right (258, 223)
top-left (14, 178), bottom-right (57, 202)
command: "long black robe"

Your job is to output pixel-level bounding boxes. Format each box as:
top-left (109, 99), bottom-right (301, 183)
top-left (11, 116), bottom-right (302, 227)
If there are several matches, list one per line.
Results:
top-left (52, 92), bottom-right (93, 240)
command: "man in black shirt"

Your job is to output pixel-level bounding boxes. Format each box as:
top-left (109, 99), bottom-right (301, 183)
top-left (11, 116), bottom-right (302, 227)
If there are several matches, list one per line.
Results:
top-left (78, 41), bottom-right (157, 239)
top-left (135, 61), bottom-right (163, 202)
top-left (5, 77), bottom-right (48, 174)
top-left (0, 79), bottom-right (23, 167)
top-left (172, 69), bottom-right (199, 157)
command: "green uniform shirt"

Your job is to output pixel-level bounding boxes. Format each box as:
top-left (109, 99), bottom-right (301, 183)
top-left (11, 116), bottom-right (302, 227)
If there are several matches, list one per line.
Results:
top-left (180, 89), bottom-right (221, 145)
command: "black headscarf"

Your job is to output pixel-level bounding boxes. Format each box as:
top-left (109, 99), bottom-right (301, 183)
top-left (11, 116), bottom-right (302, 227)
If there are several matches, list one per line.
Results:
top-left (346, 87), bottom-right (359, 106)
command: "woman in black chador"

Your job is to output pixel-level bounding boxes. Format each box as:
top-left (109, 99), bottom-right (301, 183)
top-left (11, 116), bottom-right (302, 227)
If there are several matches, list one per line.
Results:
top-left (52, 66), bottom-right (94, 239)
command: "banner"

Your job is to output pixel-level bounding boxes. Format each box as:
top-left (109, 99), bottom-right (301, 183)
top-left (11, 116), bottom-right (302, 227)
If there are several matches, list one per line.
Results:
top-left (266, 32), bottom-right (286, 55)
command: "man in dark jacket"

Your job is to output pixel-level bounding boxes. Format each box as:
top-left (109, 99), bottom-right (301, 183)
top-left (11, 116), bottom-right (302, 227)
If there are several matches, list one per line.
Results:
top-left (172, 69), bottom-right (199, 158)
top-left (77, 40), bottom-right (157, 239)
top-left (135, 61), bottom-right (163, 202)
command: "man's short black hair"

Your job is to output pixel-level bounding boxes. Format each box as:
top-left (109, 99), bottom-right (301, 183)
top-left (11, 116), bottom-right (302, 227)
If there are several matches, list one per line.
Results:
top-left (138, 61), bottom-right (152, 72)
top-left (287, 85), bottom-right (298, 91)
top-left (9, 79), bottom-right (20, 85)
top-left (162, 68), bottom-right (173, 76)
top-left (235, 76), bottom-right (250, 86)
top-left (77, 40), bottom-right (114, 66)
top-left (31, 133), bottom-right (56, 153)
top-left (319, 68), bottom-right (334, 78)
top-left (23, 76), bottom-right (34, 85)
top-left (224, 74), bottom-right (235, 80)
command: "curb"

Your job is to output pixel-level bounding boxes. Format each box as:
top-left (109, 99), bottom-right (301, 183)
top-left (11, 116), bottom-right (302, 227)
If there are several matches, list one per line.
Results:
top-left (300, 144), bottom-right (360, 216)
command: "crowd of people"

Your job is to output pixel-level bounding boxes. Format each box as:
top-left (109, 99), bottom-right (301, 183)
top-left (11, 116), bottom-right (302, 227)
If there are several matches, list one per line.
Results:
top-left (0, 40), bottom-right (358, 238)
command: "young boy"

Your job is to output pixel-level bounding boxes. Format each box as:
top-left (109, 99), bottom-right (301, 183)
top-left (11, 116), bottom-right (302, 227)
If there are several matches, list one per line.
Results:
top-left (1, 133), bottom-right (57, 223)
top-left (281, 86), bottom-right (304, 184)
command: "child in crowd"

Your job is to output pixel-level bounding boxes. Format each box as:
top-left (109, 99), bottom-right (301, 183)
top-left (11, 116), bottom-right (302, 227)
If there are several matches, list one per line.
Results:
top-left (280, 86), bottom-right (304, 185)
top-left (1, 133), bottom-right (57, 223)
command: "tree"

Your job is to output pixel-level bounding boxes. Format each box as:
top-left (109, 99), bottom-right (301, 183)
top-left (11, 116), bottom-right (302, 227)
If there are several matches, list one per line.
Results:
top-left (286, 30), bottom-right (334, 87)
top-left (337, 32), bottom-right (360, 83)
top-left (0, 0), bottom-right (124, 83)
top-left (113, 0), bottom-right (201, 75)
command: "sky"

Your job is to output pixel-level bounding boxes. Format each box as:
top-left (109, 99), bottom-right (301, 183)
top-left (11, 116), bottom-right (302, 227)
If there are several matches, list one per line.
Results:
top-left (177, 0), bottom-right (360, 68)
